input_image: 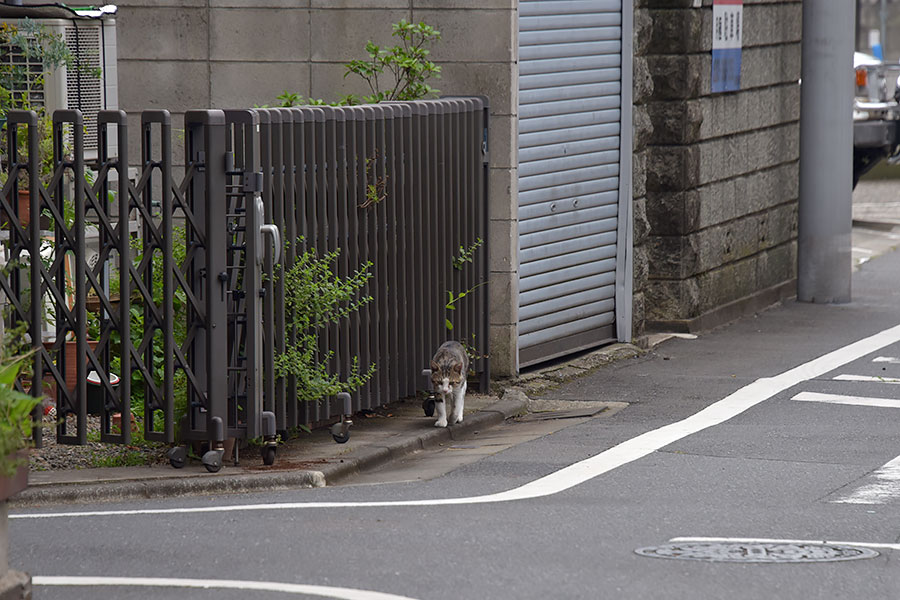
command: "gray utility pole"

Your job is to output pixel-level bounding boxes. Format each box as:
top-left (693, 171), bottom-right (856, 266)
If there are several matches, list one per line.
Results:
top-left (798, 0), bottom-right (855, 303)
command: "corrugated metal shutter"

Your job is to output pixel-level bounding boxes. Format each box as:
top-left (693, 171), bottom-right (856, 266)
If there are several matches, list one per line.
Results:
top-left (518, 0), bottom-right (624, 367)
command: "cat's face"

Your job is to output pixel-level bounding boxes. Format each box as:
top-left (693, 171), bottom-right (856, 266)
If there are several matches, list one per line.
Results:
top-left (431, 362), bottom-right (463, 395)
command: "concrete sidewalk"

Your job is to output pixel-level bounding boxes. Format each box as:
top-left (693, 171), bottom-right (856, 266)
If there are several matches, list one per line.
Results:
top-left (13, 342), bottom-right (641, 508)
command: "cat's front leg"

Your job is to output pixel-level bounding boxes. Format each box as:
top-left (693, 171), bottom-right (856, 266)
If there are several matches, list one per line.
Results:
top-left (451, 380), bottom-right (467, 424)
top-left (434, 395), bottom-right (448, 428)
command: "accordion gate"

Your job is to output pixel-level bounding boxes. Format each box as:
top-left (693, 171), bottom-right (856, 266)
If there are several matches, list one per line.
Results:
top-left (1, 98), bottom-right (489, 462)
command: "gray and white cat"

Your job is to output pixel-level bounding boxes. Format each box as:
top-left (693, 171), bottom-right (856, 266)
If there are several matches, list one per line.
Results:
top-left (430, 340), bottom-right (469, 428)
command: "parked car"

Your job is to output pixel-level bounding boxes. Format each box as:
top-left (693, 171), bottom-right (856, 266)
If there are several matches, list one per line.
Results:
top-left (853, 51), bottom-right (900, 187)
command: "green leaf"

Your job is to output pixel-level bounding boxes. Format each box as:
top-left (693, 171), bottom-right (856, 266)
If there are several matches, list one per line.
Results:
top-left (445, 319), bottom-right (454, 331)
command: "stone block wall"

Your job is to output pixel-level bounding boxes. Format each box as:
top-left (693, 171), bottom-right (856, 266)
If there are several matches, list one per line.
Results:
top-left (632, 3), bottom-right (654, 340)
top-left (641, 0), bottom-right (801, 332)
top-left (114, 0), bottom-right (520, 376)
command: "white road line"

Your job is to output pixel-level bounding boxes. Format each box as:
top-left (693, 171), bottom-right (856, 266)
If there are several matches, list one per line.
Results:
top-left (832, 454), bottom-right (900, 505)
top-left (792, 391), bottom-right (900, 409)
top-left (14, 322), bottom-right (900, 520)
top-left (873, 356), bottom-right (900, 363)
top-left (669, 536), bottom-right (900, 551)
top-left (834, 374), bottom-right (900, 383)
top-left (32, 576), bottom-right (420, 600)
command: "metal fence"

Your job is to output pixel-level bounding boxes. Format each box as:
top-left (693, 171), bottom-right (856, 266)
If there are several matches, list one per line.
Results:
top-left (1, 97), bottom-right (489, 464)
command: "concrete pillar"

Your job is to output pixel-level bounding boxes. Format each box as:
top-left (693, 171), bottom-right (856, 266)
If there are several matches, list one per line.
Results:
top-left (798, 0), bottom-right (854, 303)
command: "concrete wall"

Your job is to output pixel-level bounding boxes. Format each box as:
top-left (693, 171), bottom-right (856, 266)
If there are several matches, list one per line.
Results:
top-left (113, 0), bottom-right (520, 376)
top-left (640, 0), bottom-right (801, 332)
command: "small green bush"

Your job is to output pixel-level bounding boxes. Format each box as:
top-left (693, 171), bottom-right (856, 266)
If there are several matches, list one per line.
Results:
top-left (274, 242), bottom-right (376, 402)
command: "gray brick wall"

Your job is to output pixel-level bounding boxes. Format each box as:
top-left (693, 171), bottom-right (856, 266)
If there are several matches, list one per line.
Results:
top-left (642, 0), bottom-right (801, 331)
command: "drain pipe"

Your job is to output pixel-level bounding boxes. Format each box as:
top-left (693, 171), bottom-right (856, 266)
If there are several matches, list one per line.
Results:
top-left (798, 0), bottom-right (854, 303)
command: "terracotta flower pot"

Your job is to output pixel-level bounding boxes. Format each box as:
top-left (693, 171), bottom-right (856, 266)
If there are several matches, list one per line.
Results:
top-left (0, 452), bottom-right (28, 502)
top-left (0, 189), bottom-right (32, 229)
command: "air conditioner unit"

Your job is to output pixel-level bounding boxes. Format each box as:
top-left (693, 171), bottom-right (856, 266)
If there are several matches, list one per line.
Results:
top-left (1, 16), bottom-right (119, 160)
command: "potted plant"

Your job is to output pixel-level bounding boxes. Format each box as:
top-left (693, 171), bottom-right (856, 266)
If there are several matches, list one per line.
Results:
top-left (0, 351), bottom-right (38, 497)
top-left (0, 349), bottom-right (40, 598)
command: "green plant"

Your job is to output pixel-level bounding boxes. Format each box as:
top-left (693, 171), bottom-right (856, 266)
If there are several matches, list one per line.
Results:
top-left (344, 19), bottom-right (442, 104)
top-left (89, 449), bottom-right (148, 468)
top-left (0, 350), bottom-right (40, 478)
top-left (358, 153), bottom-right (387, 209)
top-left (274, 241), bottom-right (376, 402)
top-left (0, 19), bottom-right (75, 119)
top-left (270, 18), bottom-right (441, 108)
top-left (445, 237), bottom-right (486, 333)
top-left (452, 237), bottom-right (484, 271)
top-left (0, 19), bottom-right (101, 195)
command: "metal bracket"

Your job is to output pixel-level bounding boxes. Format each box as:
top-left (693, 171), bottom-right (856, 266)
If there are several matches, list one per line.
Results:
top-left (243, 171), bottom-right (263, 193)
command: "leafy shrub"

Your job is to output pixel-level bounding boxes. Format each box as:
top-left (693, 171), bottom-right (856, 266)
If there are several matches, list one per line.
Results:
top-left (274, 242), bottom-right (376, 402)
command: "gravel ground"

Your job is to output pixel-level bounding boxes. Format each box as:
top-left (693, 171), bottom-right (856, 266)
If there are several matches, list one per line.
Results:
top-left (28, 412), bottom-right (169, 471)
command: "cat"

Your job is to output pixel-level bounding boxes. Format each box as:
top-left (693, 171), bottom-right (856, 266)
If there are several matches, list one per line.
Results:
top-left (430, 340), bottom-right (469, 428)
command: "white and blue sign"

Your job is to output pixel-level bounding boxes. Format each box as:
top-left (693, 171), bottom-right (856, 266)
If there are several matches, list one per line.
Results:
top-left (711, 0), bottom-right (742, 93)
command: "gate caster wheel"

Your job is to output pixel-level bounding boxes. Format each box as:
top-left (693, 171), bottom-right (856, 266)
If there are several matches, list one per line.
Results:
top-left (262, 446), bottom-right (277, 466)
top-left (166, 446), bottom-right (187, 469)
top-left (201, 448), bottom-right (224, 473)
top-left (330, 421), bottom-right (351, 444)
top-left (423, 398), bottom-right (435, 417)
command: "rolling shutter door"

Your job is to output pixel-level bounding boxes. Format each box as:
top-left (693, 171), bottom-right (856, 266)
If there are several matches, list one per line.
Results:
top-left (518, 0), bottom-right (625, 367)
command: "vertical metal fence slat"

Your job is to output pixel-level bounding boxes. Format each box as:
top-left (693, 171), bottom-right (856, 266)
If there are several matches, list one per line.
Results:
top-left (258, 110), bottom-right (278, 428)
top-left (269, 109), bottom-right (285, 431)
top-left (478, 98), bottom-right (491, 391)
top-left (139, 110), bottom-right (175, 443)
top-left (374, 107), bottom-right (391, 407)
top-left (5, 111), bottom-right (44, 447)
top-left (383, 106), bottom-right (400, 404)
top-left (285, 108), bottom-right (304, 430)
top-left (276, 108), bottom-right (296, 432)
top-left (352, 108), bottom-right (373, 410)
top-left (423, 103), bottom-right (437, 368)
top-left (405, 103), bottom-right (424, 379)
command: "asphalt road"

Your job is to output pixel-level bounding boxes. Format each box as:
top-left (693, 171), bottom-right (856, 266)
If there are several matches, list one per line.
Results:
top-left (10, 191), bottom-right (900, 598)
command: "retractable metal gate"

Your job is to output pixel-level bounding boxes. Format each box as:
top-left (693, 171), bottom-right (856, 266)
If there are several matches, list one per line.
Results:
top-left (517, 0), bottom-right (633, 367)
top-left (2, 109), bottom-right (275, 470)
top-left (249, 98), bottom-right (490, 430)
top-left (3, 98), bottom-right (489, 464)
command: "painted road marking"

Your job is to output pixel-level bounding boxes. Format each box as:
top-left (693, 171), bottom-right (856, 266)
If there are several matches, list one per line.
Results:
top-left (32, 576), bottom-right (420, 600)
top-left (833, 374), bottom-right (900, 383)
top-left (669, 536), bottom-right (900, 552)
top-left (831, 454), bottom-right (900, 505)
top-left (792, 391), bottom-right (900, 409)
top-left (873, 356), bottom-right (900, 363)
top-left (13, 322), bottom-right (900, 520)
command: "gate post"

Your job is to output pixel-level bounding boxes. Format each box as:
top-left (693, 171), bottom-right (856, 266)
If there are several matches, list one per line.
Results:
top-left (185, 110), bottom-right (228, 446)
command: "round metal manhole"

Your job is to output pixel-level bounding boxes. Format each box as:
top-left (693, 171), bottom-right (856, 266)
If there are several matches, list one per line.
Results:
top-left (635, 542), bottom-right (879, 563)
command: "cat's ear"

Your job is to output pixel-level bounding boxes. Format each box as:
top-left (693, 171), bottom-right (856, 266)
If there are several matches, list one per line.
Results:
top-left (431, 360), bottom-right (439, 372)
top-left (452, 363), bottom-right (463, 374)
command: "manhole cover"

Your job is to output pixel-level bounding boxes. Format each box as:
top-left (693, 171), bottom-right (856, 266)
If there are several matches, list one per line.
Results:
top-left (635, 542), bottom-right (879, 563)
